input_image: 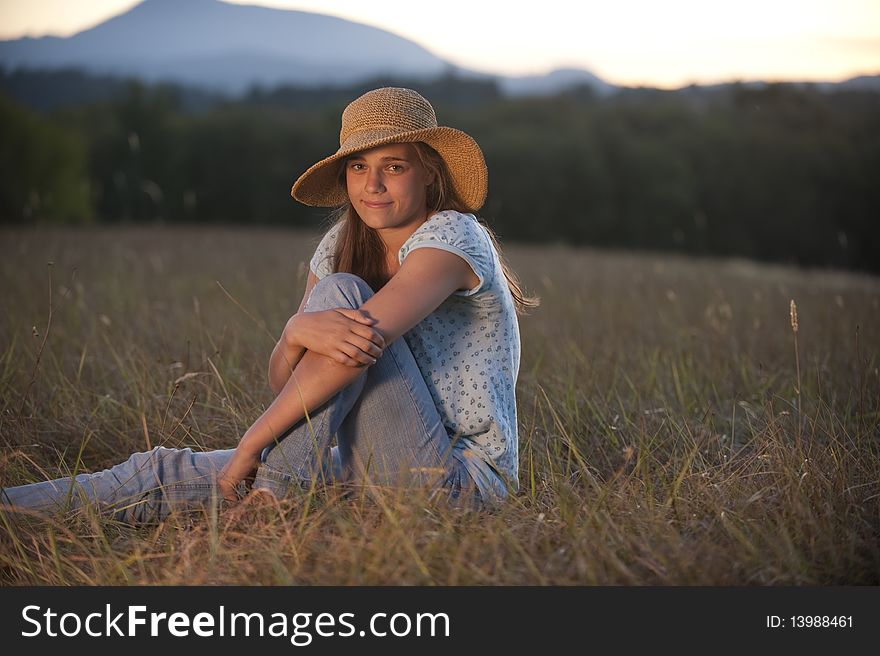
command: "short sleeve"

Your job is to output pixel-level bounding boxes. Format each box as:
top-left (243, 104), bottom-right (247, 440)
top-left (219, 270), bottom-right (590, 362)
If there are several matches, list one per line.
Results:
top-left (309, 220), bottom-right (344, 279)
top-left (399, 210), bottom-right (495, 296)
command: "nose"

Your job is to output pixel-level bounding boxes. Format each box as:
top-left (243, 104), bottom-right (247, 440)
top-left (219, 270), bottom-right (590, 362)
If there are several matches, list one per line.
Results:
top-left (365, 167), bottom-right (385, 194)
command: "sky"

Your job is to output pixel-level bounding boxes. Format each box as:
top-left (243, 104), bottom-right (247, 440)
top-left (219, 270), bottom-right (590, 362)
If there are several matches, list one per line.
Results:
top-left (1, 0), bottom-right (878, 88)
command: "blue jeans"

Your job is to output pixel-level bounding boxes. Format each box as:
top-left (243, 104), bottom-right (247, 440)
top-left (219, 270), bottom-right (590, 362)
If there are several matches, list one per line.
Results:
top-left (1, 274), bottom-right (496, 523)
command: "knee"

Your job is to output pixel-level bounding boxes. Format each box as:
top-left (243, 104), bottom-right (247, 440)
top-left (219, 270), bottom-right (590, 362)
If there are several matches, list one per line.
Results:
top-left (123, 446), bottom-right (187, 477)
top-left (306, 273), bottom-right (374, 311)
top-left (124, 446), bottom-right (163, 468)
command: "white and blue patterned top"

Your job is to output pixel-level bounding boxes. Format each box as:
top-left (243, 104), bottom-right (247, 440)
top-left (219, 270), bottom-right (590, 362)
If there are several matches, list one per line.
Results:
top-left (309, 210), bottom-right (521, 500)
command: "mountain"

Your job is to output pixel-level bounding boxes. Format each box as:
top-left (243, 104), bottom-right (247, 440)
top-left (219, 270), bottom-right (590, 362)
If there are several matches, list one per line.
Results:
top-left (497, 67), bottom-right (616, 97)
top-left (0, 0), bottom-right (452, 92)
top-left (833, 74), bottom-right (880, 91)
top-left (0, 0), bottom-right (617, 98)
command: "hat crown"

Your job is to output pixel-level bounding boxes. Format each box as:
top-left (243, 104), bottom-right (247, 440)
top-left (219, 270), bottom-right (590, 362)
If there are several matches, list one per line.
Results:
top-left (339, 87), bottom-right (438, 147)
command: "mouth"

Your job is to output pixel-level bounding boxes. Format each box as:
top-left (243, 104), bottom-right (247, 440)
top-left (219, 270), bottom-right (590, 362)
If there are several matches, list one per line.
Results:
top-left (362, 200), bottom-right (392, 209)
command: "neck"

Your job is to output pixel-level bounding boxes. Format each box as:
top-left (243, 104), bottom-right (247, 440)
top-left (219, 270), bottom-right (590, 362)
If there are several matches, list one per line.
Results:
top-left (376, 211), bottom-right (430, 256)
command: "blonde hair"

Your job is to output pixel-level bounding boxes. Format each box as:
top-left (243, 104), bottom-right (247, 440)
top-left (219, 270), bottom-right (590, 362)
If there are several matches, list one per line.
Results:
top-left (325, 142), bottom-right (539, 314)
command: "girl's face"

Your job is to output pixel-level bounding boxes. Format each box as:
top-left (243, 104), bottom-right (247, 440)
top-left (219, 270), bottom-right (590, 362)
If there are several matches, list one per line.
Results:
top-left (345, 142), bottom-right (433, 234)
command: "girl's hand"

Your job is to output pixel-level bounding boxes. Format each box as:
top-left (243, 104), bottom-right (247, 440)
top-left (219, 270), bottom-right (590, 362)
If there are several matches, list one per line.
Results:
top-left (217, 447), bottom-right (261, 502)
top-left (284, 308), bottom-right (386, 367)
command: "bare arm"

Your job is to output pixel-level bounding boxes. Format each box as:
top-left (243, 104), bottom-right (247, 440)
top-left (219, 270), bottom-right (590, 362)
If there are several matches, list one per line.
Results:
top-left (267, 271), bottom-right (317, 395)
top-left (268, 270), bottom-right (386, 395)
top-left (218, 248), bottom-right (476, 498)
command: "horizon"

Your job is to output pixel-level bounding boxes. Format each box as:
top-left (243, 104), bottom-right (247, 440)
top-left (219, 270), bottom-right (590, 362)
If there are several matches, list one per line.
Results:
top-left (0, 0), bottom-right (878, 89)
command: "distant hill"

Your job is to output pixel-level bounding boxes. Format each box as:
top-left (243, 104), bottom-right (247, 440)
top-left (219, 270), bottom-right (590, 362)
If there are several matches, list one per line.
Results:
top-left (0, 0), bottom-right (450, 92)
top-left (0, 0), bottom-right (614, 97)
top-left (496, 67), bottom-right (616, 97)
top-left (832, 74), bottom-right (880, 91)
top-left (2, 0), bottom-right (875, 104)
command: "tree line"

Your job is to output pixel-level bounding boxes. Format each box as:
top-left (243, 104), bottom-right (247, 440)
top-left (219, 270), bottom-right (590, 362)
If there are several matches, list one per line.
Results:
top-left (2, 70), bottom-right (878, 272)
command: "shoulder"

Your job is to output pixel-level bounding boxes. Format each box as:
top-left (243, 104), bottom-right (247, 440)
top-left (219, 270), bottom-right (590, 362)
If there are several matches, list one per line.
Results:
top-left (320, 219), bottom-right (345, 245)
top-left (423, 209), bottom-right (483, 234)
top-left (403, 210), bottom-right (489, 252)
top-left (310, 219), bottom-right (345, 278)
top-left (401, 210), bottom-right (495, 297)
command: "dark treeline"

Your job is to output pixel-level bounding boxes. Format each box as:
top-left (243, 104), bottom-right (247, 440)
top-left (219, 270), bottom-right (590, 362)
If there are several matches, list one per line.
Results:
top-left (2, 70), bottom-right (878, 272)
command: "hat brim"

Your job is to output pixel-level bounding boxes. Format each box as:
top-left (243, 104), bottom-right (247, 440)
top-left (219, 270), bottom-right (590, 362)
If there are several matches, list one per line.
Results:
top-left (290, 126), bottom-right (488, 212)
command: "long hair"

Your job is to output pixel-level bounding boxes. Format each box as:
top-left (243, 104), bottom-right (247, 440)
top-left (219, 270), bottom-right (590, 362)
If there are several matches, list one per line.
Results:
top-left (326, 142), bottom-right (539, 314)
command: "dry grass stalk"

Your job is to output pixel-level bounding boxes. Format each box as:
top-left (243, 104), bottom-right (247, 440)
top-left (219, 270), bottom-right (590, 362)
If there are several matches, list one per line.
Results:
top-left (0, 226), bottom-right (878, 585)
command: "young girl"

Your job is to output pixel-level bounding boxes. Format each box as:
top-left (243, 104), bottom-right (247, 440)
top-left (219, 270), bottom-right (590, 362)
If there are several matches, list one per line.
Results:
top-left (1, 87), bottom-right (538, 522)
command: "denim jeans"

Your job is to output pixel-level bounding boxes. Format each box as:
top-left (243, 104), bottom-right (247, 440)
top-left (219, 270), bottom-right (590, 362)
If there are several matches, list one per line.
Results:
top-left (1, 273), bottom-right (495, 523)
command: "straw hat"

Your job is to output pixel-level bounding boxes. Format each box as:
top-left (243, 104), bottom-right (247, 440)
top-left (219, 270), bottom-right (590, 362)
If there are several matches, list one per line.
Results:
top-left (291, 87), bottom-right (488, 211)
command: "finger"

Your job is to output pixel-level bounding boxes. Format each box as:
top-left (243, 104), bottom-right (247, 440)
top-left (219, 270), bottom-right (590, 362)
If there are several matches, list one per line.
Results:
top-left (351, 335), bottom-right (383, 358)
top-left (353, 309), bottom-right (376, 324)
top-left (220, 485), bottom-right (238, 503)
top-left (352, 324), bottom-right (386, 349)
top-left (341, 343), bottom-right (377, 366)
top-left (337, 308), bottom-right (376, 324)
top-left (334, 351), bottom-right (368, 367)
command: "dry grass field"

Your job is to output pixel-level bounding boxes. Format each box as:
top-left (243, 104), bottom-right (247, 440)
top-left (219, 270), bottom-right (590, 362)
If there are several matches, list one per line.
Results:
top-left (1, 225), bottom-right (878, 585)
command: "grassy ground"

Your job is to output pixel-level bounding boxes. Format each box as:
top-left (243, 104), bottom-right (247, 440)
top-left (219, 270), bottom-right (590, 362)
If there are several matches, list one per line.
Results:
top-left (0, 225), bottom-right (878, 585)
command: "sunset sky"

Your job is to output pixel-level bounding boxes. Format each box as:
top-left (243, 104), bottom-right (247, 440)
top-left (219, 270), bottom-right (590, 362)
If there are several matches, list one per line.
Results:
top-left (1, 0), bottom-right (878, 88)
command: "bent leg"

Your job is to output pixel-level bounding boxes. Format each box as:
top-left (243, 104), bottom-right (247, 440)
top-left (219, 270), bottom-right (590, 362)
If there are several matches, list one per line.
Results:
top-left (338, 326), bottom-right (453, 488)
top-left (1, 447), bottom-right (235, 523)
top-left (253, 273), bottom-right (479, 504)
top-left (252, 273), bottom-right (372, 494)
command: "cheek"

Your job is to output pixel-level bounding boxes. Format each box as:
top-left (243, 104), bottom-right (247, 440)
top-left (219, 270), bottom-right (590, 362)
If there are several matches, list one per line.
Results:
top-left (403, 176), bottom-right (428, 204)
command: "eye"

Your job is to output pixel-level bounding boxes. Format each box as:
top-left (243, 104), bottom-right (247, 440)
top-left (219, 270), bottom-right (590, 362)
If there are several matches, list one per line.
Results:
top-left (387, 164), bottom-right (406, 172)
top-left (348, 162), bottom-right (365, 171)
